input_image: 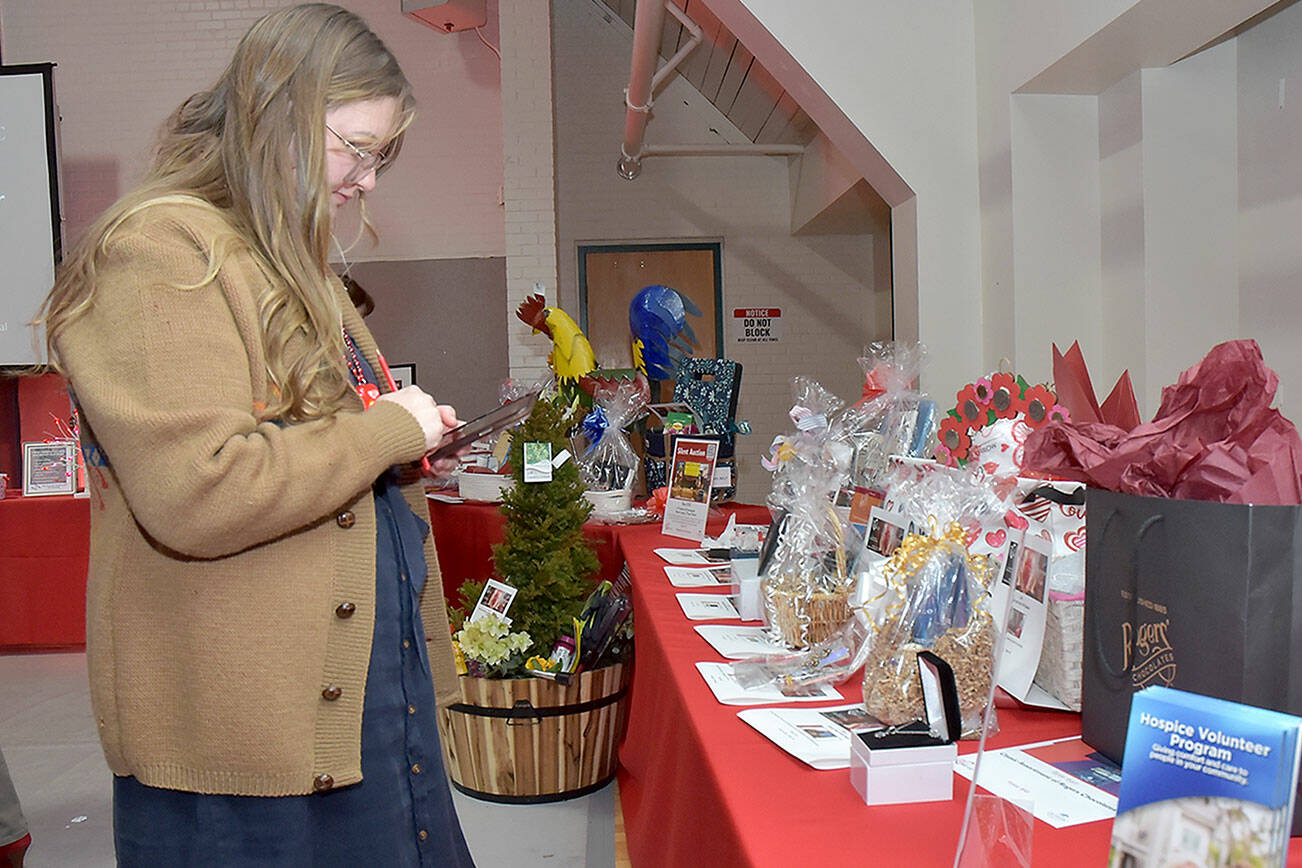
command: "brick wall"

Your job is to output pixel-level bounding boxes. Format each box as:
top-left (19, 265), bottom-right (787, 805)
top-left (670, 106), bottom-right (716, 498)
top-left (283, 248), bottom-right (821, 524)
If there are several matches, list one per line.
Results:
top-left (498, 0), bottom-right (556, 383)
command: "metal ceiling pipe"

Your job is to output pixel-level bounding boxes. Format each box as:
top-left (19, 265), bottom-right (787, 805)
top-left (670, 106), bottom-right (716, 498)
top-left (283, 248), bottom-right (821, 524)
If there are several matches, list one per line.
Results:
top-left (641, 143), bottom-right (805, 157)
top-left (619, 1), bottom-right (701, 180)
top-left (651, 3), bottom-right (703, 92)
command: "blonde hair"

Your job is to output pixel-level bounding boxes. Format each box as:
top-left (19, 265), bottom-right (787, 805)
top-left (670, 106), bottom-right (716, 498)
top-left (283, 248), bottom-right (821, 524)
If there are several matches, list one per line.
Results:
top-left (39, 3), bottom-right (415, 422)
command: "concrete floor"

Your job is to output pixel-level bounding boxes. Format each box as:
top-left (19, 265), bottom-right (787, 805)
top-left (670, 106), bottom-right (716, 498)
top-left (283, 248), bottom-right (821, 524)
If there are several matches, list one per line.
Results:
top-left (0, 653), bottom-right (615, 867)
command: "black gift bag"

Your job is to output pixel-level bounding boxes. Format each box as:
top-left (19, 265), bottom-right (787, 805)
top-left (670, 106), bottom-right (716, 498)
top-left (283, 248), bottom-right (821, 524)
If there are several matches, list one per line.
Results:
top-left (1082, 487), bottom-right (1302, 832)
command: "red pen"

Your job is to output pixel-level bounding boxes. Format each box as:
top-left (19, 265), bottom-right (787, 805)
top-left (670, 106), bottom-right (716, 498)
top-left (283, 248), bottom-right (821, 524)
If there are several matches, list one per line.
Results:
top-left (377, 351), bottom-right (433, 475)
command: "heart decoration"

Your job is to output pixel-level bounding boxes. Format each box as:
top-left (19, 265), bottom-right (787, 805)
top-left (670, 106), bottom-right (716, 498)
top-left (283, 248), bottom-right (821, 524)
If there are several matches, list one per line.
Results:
top-left (1064, 527), bottom-right (1087, 552)
top-left (985, 528), bottom-right (1007, 547)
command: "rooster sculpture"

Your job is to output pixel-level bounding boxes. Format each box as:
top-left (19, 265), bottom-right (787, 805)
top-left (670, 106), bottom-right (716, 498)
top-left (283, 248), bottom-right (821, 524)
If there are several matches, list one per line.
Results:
top-left (629, 284), bottom-right (702, 381)
top-left (515, 294), bottom-right (597, 385)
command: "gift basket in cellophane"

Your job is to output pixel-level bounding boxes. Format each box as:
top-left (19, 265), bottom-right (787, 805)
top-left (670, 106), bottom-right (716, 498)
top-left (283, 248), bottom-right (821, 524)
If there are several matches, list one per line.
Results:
top-left (837, 342), bottom-right (939, 515)
top-left (760, 377), bottom-right (856, 650)
top-left (859, 461), bottom-right (1014, 738)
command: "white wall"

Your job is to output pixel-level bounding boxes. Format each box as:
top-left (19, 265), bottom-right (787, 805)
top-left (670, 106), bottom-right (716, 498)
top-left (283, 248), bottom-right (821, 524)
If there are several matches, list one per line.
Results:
top-left (732, 0), bottom-right (1301, 424)
top-left (1009, 94), bottom-right (1102, 372)
top-left (1099, 71), bottom-right (1147, 404)
top-left (0, 0), bottom-right (505, 260)
top-left (1140, 41), bottom-right (1239, 412)
top-left (735, 1), bottom-right (982, 406)
top-left (1237, 0), bottom-right (1302, 416)
top-left (552, 0), bottom-right (889, 504)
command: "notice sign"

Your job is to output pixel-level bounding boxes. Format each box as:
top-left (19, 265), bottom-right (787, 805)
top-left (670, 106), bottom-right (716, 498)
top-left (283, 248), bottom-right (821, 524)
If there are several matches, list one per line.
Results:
top-left (733, 307), bottom-right (781, 343)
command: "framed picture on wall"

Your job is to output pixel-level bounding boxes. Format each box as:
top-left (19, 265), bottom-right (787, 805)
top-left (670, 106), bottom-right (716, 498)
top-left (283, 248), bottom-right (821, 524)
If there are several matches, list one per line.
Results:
top-left (22, 440), bottom-right (77, 496)
top-left (387, 364), bottom-right (415, 390)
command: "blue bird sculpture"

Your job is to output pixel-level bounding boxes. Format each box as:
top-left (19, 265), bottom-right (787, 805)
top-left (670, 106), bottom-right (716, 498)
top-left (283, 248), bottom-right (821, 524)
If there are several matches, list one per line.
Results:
top-left (629, 285), bottom-right (702, 381)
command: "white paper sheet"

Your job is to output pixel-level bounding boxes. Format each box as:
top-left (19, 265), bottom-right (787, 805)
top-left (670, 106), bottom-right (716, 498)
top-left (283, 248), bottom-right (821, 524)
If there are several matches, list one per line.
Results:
top-left (694, 625), bottom-right (788, 659)
top-left (994, 530), bottom-right (1051, 704)
top-left (676, 593), bottom-right (741, 621)
top-left (655, 547), bottom-right (717, 566)
top-left (953, 737), bottom-right (1120, 829)
top-left (737, 704), bottom-right (881, 769)
top-left (694, 661), bottom-right (842, 706)
top-left (665, 565), bottom-right (732, 588)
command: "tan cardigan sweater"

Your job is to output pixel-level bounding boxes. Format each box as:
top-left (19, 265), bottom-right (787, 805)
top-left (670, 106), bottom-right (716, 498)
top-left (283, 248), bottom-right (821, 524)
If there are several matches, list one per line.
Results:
top-left (57, 198), bottom-right (459, 796)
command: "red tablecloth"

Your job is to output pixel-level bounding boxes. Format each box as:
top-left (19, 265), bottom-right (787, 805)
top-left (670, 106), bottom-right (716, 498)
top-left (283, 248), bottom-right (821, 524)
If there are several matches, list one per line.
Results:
top-left (426, 497), bottom-right (769, 602)
top-left (0, 494), bottom-right (90, 650)
top-left (613, 519), bottom-right (1302, 867)
top-left (426, 497), bottom-right (627, 602)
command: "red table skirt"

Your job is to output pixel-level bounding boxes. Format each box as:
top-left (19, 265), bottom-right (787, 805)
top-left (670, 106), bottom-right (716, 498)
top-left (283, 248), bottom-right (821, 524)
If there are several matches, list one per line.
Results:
top-left (0, 494), bottom-right (90, 650)
top-left (612, 518), bottom-right (1302, 867)
top-left (426, 497), bottom-right (770, 602)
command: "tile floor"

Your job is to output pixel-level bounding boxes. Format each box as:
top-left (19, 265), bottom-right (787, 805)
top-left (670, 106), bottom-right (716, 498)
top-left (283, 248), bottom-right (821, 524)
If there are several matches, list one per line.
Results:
top-left (0, 653), bottom-right (616, 867)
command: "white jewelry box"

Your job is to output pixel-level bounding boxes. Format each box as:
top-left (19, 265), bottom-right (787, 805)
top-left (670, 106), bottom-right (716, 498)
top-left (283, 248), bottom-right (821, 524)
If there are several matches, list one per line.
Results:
top-left (850, 650), bottom-right (961, 806)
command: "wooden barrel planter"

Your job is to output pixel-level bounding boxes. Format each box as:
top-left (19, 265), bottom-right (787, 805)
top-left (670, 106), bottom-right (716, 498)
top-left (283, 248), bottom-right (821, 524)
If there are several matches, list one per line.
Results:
top-left (438, 662), bottom-right (631, 803)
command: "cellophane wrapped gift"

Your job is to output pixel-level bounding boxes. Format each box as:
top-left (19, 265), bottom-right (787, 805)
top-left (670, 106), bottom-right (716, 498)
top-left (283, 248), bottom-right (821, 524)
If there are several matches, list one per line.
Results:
top-left (861, 523), bottom-right (999, 737)
top-left (837, 342), bottom-right (938, 506)
top-left (731, 616), bottom-right (874, 695)
top-left (761, 378), bottom-right (856, 649)
top-left (865, 458), bottom-right (1018, 597)
top-left (577, 380), bottom-right (648, 494)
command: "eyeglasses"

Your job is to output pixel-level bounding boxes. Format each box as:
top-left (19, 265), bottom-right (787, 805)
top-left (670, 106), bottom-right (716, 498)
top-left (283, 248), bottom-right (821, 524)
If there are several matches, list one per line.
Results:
top-left (325, 122), bottom-right (388, 185)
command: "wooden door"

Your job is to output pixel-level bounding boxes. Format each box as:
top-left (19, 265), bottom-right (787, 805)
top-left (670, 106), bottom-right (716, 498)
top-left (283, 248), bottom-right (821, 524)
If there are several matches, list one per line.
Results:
top-left (578, 242), bottom-right (722, 372)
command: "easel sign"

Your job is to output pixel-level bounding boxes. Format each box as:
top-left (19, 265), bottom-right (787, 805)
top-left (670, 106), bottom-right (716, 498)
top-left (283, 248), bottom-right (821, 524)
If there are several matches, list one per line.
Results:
top-left (662, 436), bottom-right (718, 541)
top-left (22, 441), bottom-right (77, 496)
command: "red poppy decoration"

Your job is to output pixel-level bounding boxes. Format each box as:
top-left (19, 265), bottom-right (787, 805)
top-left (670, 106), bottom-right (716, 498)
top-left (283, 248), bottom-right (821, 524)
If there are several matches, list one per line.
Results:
top-left (954, 384), bottom-right (987, 425)
top-left (942, 370), bottom-right (1060, 468)
top-left (937, 416), bottom-right (972, 462)
top-left (1021, 384), bottom-right (1056, 428)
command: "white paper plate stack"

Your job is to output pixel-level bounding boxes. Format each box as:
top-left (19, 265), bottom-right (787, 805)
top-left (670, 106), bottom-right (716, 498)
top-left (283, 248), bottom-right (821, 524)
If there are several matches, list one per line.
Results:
top-left (457, 471), bottom-right (515, 503)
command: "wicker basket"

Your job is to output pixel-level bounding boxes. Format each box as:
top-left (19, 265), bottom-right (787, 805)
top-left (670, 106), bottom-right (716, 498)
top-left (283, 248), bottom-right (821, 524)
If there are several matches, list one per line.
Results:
top-left (1033, 593), bottom-right (1083, 711)
top-left (768, 588), bottom-right (851, 649)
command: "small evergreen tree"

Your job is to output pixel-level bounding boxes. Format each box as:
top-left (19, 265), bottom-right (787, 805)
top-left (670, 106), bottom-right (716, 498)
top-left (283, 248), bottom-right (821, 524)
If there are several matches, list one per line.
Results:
top-left (489, 393), bottom-right (601, 657)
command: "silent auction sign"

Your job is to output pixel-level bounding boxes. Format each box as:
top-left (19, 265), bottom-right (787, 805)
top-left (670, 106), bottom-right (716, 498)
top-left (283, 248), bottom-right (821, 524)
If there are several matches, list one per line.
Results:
top-left (732, 308), bottom-right (781, 343)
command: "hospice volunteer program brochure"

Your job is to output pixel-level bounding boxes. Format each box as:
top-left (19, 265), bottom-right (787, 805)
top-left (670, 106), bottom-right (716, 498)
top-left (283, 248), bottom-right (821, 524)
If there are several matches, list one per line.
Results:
top-left (1109, 686), bottom-right (1302, 868)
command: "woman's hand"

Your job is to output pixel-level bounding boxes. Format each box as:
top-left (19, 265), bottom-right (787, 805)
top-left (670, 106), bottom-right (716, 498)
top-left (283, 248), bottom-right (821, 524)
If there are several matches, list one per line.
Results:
top-left (425, 404), bottom-right (463, 479)
top-left (375, 387), bottom-right (458, 454)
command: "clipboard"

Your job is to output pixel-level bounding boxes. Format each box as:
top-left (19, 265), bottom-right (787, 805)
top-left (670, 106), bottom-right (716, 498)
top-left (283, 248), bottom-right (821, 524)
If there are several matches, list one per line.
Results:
top-left (426, 390), bottom-right (540, 461)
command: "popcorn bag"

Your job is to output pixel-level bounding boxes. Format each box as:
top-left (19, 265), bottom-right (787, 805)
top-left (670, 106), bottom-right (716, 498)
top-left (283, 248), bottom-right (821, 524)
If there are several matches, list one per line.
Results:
top-left (1016, 480), bottom-right (1086, 711)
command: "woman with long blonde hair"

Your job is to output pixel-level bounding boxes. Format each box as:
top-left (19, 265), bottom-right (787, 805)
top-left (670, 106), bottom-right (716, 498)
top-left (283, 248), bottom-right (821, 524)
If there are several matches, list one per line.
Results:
top-left (38, 5), bottom-right (475, 865)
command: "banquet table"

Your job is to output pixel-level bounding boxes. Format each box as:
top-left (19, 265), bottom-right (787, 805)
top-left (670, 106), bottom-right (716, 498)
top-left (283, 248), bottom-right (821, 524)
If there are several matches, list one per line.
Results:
top-left (613, 514), bottom-right (1302, 867)
top-left (0, 494), bottom-right (90, 650)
